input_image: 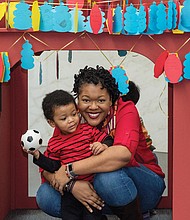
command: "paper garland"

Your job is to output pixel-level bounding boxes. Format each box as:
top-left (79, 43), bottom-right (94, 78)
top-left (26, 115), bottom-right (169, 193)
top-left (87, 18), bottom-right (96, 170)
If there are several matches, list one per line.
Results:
top-left (4, 0), bottom-right (190, 35)
top-left (0, 52), bottom-right (10, 83)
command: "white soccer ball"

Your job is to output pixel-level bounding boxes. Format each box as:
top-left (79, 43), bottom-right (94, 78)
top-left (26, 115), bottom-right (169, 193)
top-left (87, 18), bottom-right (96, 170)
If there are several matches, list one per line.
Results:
top-left (21, 129), bottom-right (43, 151)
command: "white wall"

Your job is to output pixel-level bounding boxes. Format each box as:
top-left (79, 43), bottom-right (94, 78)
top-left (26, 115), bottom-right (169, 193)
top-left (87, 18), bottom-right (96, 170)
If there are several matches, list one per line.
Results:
top-left (28, 50), bottom-right (168, 196)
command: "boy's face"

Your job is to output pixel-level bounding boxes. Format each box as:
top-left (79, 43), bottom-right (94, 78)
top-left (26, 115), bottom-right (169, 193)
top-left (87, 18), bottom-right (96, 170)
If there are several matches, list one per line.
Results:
top-left (49, 103), bottom-right (80, 135)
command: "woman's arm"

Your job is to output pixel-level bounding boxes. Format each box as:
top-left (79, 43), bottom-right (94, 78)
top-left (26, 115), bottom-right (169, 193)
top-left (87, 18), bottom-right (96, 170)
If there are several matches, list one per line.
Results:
top-left (73, 145), bottom-right (131, 175)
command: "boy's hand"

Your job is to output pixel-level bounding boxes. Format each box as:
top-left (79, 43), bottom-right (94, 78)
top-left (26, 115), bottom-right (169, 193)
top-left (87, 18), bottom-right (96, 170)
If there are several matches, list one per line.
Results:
top-left (90, 142), bottom-right (108, 155)
top-left (22, 147), bottom-right (40, 159)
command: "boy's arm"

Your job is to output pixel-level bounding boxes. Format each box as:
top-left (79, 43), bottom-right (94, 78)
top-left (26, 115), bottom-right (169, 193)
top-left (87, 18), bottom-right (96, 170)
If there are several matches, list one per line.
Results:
top-left (33, 151), bottom-right (61, 173)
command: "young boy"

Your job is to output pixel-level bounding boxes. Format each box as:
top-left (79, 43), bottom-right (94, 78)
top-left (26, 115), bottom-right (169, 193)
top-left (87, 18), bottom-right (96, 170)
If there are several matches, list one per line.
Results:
top-left (24, 90), bottom-right (113, 220)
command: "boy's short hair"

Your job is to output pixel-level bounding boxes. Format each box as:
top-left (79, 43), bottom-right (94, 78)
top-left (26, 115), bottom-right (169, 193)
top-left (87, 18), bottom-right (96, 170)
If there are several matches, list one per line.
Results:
top-left (42, 90), bottom-right (77, 121)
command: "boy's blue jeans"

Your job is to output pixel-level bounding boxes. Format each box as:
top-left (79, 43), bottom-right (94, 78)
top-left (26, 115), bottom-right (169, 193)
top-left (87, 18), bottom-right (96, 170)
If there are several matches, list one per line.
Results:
top-left (36, 164), bottom-right (165, 218)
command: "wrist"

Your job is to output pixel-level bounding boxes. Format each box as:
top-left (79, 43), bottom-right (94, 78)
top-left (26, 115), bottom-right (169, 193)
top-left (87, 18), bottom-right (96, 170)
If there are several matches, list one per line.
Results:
top-left (65, 163), bottom-right (78, 179)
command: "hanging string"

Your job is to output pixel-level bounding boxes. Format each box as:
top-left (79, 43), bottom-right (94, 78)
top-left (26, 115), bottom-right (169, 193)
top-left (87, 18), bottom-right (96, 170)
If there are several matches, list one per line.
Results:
top-left (176, 37), bottom-right (190, 53)
top-left (8, 32), bottom-right (26, 51)
top-left (85, 33), bottom-right (114, 66)
top-left (158, 78), bottom-right (168, 117)
top-left (27, 33), bottom-right (50, 48)
top-left (119, 34), bottom-right (143, 66)
top-left (148, 35), bottom-right (167, 51)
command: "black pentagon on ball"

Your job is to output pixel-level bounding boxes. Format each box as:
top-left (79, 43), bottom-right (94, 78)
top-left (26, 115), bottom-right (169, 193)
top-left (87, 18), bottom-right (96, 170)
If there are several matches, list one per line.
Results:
top-left (21, 141), bottom-right (24, 147)
top-left (33, 130), bottom-right (39, 134)
top-left (39, 138), bottom-right (43, 145)
top-left (27, 136), bottom-right (33, 142)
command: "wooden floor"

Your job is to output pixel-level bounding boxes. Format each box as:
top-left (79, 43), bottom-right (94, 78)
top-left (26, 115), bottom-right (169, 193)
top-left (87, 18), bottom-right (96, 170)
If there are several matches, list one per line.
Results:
top-left (5, 209), bottom-right (172, 220)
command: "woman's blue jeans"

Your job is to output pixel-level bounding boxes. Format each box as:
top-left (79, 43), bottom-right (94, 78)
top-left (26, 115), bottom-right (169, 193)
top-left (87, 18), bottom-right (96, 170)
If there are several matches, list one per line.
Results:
top-left (36, 164), bottom-right (165, 218)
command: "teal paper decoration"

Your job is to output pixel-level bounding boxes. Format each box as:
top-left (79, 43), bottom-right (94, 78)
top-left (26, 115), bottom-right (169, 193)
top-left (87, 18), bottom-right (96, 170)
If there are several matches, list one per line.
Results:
top-left (53, 3), bottom-right (71, 32)
top-left (13, 1), bottom-right (32, 30)
top-left (21, 40), bottom-right (34, 70)
top-left (110, 66), bottom-right (129, 95)
top-left (146, 2), bottom-right (161, 34)
top-left (124, 4), bottom-right (138, 34)
top-left (2, 53), bottom-right (10, 82)
top-left (39, 62), bottom-right (42, 85)
top-left (183, 52), bottom-right (190, 79)
top-left (180, 0), bottom-right (190, 29)
top-left (167, 0), bottom-right (177, 30)
top-left (113, 5), bottom-right (123, 34)
top-left (156, 2), bottom-right (167, 31)
top-left (40, 2), bottom-right (53, 32)
top-left (138, 5), bottom-right (146, 33)
top-left (69, 7), bottom-right (85, 32)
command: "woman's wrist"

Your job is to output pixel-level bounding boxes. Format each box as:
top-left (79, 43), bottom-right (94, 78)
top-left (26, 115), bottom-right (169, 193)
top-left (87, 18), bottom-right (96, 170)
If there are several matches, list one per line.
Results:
top-left (65, 163), bottom-right (78, 179)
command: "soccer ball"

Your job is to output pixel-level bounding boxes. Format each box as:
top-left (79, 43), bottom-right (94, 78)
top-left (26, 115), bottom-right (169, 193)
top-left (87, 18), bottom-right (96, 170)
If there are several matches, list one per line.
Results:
top-left (21, 129), bottom-right (43, 151)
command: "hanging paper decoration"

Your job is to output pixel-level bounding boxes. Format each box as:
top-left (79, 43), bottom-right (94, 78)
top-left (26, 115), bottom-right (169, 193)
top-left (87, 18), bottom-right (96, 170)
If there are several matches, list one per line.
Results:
top-left (106, 5), bottom-right (113, 34)
top-left (0, 2), bottom-right (7, 21)
top-left (113, 5), bottom-right (123, 34)
top-left (56, 51), bottom-right (59, 79)
top-left (7, 2), bottom-right (18, 28)
top-left (53, 3), bottom-right (71, 32)
top-left (124, 4), bottom-right (138, 34)
top-left (156, 2), bottom-right (167, 31)
top-left (183, 52), bottom-right (190, 79)
top-left (69, 3), bottom-right (85, 32)
top-left (179, 0), bottom-right (190, 30)
top-left (167, 0), bottom-right (178, 30)
top-left (154, 50), bottom-right (169, 78)
top-left (164, 53), bottom-right (183, 83)
top-left (39, 2), bottom-right (53, 32)
top-left (68, 50), bottom-right (72, 63)
top-left (0, 54), bottom-right (4, 82)
top-left (21, 40), bottom-right (34, 70)
top-left (110, 66), bottom-right (129, 95)
top-left (13, 1), bottom-right (32, 30)
top-left (31, 0), bottom-right (40, 31)
top-left (2, 52), bottom-right (10, 82)
top-left (86, 4), bottom-right (105, 34)
top-left (39, 61), bottom-right (42, 85)
top-left (67, 0), bottom-right (84, 10)
top-left (146, 2), bottom-right (161, 34)
top-left (138, 4), bottom-right (146, 33)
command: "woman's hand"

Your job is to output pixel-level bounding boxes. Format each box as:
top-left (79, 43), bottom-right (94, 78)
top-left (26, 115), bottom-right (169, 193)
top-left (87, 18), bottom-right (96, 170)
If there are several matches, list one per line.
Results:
top-left (51, 165), bottom-right (70, 194)
top-left (72, 180), bottom-right (104, 213)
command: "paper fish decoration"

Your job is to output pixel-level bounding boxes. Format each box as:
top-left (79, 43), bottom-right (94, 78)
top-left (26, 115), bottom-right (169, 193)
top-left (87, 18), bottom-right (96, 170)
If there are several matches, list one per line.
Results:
top-left (164, 53), bottom-right (183, 83)
top-left (154, 50), bottom-right (169, 78)
top-left (21, 40), bottom-right (34, 70)
top-left (13, 1), bottom-right (32, 30)
top-left (110, 66), bottom-right (129, 95)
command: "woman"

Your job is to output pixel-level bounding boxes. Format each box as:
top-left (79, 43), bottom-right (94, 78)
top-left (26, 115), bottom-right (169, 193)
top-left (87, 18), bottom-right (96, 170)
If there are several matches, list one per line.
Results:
top-left (36, 66), bottom-right (165, 220)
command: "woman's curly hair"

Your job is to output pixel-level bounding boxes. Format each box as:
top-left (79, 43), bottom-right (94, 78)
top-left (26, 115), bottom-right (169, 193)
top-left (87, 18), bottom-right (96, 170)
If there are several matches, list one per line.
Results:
top-left (73, 66), bottom-right (120, 106)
